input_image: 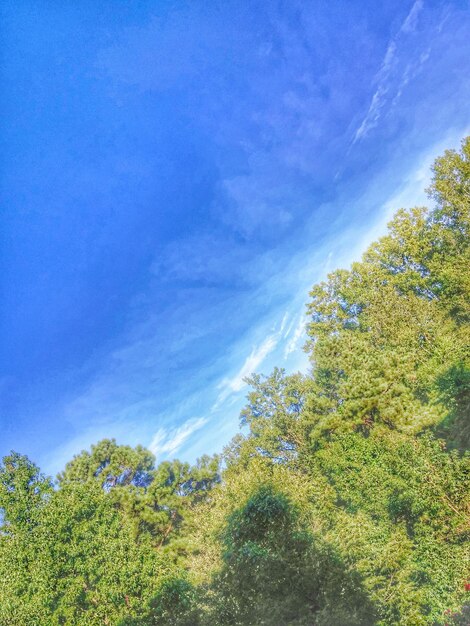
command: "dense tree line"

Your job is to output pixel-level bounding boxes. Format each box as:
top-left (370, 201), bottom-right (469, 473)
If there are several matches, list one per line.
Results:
top-left (1, 138), bottom-right (469, 625)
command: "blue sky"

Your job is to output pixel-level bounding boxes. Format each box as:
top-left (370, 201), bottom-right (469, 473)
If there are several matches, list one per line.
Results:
top-left (1, 0), bottom-right (469, 476)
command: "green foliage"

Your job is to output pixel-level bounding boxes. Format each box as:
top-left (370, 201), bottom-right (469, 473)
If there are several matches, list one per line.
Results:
top-left (149, 577), bottom-right (201, 626)
top-left (119, 577), bottom-right (202, 626)
top-left (0, 452), bottom-right (52, 531)
top-left (305, 137), bottom-right (469, 446)
top-left (58, 438), bottom-right (155, 488)
top-left (59, 439), bottom-right (220, 552)
top-left (0, 449), bottom-right (219, 625)
top-left (308, 430), bottom-right (469, 625)
top-left (1, 137), bottom-right (469, 625)
top-left (239, 368), bottom-right (311, 464)
top-left (205, 485), bottom-right (376, 626)
top-left (0, 473), bottom-right (172, 625)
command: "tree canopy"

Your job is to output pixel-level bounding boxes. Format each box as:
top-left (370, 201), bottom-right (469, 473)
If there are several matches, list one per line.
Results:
top-left (1, 137), bottom-right (469, 625)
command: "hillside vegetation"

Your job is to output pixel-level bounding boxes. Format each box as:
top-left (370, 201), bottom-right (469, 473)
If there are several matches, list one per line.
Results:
top-left (1, 138), bottom-right (469, 625)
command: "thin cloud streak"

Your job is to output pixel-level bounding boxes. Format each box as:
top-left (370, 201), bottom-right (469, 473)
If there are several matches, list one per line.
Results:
top-left (4, 0), bottom-right (469, 477)
top-left (352, 0), bottom-right (424, 144)
top-left (214, 334), bottom-right (279, 408)
top-left (284, 314), bottom-right (306, 358)
top-left (43, 130), bottom-right (467, 476)
top-left (149, 417), bottom-right (208, 459)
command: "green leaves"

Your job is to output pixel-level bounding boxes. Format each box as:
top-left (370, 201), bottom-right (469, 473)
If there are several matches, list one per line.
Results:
top-left (239, 368), bottom-right (311, 464)
top-left (58, 438), bottom-right (155, 488)
top-left (1, 137), bottom-right (469, 624)
top-left (304, 138), bottom-right (470, 443)
top-left (0, 452), bottom-right (52, 531)
top-left (0, 448), bottom-right (219, 625)
top-left (0, 471), bottom-right (170, 625)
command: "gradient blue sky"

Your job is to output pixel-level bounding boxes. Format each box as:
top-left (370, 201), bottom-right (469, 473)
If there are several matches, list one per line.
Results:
top-left (1, 0), bottom-right (469, 476)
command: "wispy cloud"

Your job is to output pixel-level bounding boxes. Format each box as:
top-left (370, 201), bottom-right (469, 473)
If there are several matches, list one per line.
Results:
top-left (284, 314), bottom-right (306, 358)
top-left (35, 128), bottom-right (468, 478)
top-left (278, 311), bottom-right (290, 335)
top-left (9, 0), bottom-right (469, 480)
top-left (352, 0), bottom-right (424, 144)
top-left (149, 417), bottom-right (208, 459)
top-left (401, 0), bottom-right (424, 34)
top-left (212, 309), bottom-right (298, 410)
top-left (283, 316), bottom-right (295, 340)
top-left (215, 334), bottom-right (279, 406)
top-left (390, 49), bottom-right (430, 109)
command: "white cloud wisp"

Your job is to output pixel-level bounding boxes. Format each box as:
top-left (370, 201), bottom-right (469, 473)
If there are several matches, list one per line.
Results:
top-left (149, 417), bottom-right (208, 459)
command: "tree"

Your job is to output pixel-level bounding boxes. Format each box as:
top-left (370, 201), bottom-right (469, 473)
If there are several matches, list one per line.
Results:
top-left (2, 136), bottom-right (469, 626)
top-left (0, 458), bottom-right (173, 626)
top-left (0, 452), bottom-right (52, 531)
top-left (58, 438), bottom-right (155, 489)
top-left (305, 137), bottom-right (469, 444)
